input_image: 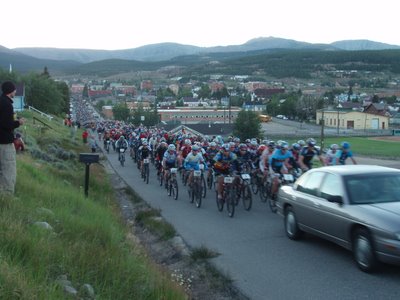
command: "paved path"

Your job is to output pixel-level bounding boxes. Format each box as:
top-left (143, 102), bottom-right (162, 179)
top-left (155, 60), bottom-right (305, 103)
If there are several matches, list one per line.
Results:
top-left (101, 144), bottom-right (400, 300)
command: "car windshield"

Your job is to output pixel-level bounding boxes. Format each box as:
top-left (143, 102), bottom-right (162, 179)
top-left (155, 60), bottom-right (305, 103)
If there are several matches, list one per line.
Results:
top-left (345, 173), bottom-right (400, 204)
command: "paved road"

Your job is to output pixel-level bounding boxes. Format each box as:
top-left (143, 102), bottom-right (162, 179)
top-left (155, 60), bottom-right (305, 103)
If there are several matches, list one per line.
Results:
top-left (102, 146), bottom-right (400, 300)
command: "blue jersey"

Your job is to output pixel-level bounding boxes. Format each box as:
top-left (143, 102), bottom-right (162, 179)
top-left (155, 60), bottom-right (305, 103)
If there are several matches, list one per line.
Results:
top-left (163, 151), bottom-right (177, 164)
top-left (270, 149), bottom-right (293, 168)
top-left (184, 152), bottom-right (205, 170)
top-left (338, 150), bottom-right (353, 165)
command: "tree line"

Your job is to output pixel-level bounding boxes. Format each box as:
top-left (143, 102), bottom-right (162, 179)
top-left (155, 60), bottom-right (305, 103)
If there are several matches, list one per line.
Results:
top-left (0, 67), bottom-right (70, 116)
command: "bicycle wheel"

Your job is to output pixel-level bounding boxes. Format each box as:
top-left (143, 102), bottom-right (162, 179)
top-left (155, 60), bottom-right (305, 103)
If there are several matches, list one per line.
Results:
top-left (216, 192), bottom-right (224, 212)
top-left (207, 172), bottom-right (213, 190)
top-left (226, 186), bottom-right (235, 218)
top-left (268, 195), bottom-right (278, 213)
top-left (201, 175), bottom-right (207, 198)
top-left (242, 185), bottom-right (253, 211)
top-left (182, 171), bottom-right (187, 186)
top-left (145, 164), bottom-right (150, 184)
top-left (250, 175), bottom-right (259, 194)
top-left (194, 182), bottom-right (202, 208)
top-left (171, 179), bottom-right (178, 200)
top-left (158, 171), bottom-right (164, 187)
top-left (190, 185), bottom-right (195, 203)
top-left (259, 182), bottom-right (268, 203)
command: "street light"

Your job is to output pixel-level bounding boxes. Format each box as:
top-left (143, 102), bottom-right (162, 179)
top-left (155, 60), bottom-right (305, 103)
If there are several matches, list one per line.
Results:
top-left (336, 103), bottom-right (342, 135)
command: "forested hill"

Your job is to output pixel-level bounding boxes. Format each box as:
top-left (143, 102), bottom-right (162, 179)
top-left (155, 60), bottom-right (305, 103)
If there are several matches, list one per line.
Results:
top-left (66, 49), bottom-right (400, 78)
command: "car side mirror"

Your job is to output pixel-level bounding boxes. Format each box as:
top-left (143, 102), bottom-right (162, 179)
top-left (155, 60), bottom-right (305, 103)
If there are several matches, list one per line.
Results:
top-left (327, 195), bottom-right (343, 204)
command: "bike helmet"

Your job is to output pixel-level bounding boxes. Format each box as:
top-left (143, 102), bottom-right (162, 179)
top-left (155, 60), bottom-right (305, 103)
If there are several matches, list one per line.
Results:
top-left (239, 143), bottom-right (248, 150)
top-left (222, 144), bottom-right (230, 151)
top-left (210, 141), bottom-right (217, 147)
top-left (268, 141), bottom-right (275, 148)
top-left (168, 144), bottom-right (176, 151)
top-left (297, 140), bottom-right (306, 147)
top-left (142, 141), bottom-right (148, 146)
top-left (192, 145), bottom-right (200, 151)
top-left (341, 141), bottom-right (350, 150)
top-left (281, 141), bottom-right (289, 150)
top-left (258, 144), bottom-right (266, 152)
top-left (330, 144), bottom-right (339, 150)
top-left (292, 143), bottom-right (301, 151)
top-left (306, 138), bottom-right (316, 147)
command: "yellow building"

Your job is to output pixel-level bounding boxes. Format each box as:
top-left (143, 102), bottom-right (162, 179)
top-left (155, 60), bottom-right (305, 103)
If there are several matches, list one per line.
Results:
top-left (316, 109), bottom-right (390, 130)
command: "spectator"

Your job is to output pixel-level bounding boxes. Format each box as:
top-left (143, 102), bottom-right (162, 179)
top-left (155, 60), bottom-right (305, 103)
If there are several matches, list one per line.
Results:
top-left (0, 81), bottom-right (25, 195)
top-left (82, 129), bottom-right (89, 144)
top-left (13, 132), bottom-right (25, 152)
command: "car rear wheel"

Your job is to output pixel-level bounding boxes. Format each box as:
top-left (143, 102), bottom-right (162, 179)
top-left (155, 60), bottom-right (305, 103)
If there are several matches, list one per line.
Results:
top-left (353, 228), bottom-right (378, 272)
top-left (284, 206), bottom-right (303, 240)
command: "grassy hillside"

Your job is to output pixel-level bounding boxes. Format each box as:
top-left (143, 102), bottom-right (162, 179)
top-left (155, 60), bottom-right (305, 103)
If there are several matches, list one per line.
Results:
top-left (0, 111), bottom-right (186, 299)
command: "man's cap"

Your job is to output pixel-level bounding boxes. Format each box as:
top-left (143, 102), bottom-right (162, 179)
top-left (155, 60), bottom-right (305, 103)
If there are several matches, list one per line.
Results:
top-left (1, 81), bottom-right (16, 94)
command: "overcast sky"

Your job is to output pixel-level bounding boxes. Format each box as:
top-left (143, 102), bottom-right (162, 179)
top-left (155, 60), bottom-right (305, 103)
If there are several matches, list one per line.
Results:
top-left (4, 0), bottom-right (399, 50)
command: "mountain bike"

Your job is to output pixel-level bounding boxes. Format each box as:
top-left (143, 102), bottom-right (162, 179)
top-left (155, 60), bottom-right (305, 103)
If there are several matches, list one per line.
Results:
top-left (168, 168), bottom-right (179, 200)
top-left (216, 175), bottom-right (236, 217)
top-left (118, 148), bottom-right (126, 167)
top-left (141, 158), bottom-right (150, 184)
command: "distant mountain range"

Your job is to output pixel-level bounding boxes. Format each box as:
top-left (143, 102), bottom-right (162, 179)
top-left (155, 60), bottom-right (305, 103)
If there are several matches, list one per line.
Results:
top-left (8, 37), bottom-right (400, 63)
top-left (1, 37), bottom-right (400, 74)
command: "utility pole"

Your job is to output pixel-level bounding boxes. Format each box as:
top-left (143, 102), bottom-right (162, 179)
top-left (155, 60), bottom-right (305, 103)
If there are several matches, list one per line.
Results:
top-left (320, 108), bottom-right (325, 150)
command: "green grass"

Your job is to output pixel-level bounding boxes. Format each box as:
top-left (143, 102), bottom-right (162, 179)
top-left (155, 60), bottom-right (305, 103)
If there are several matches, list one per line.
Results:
top-left (322, 136), bottom-right (399, 158)
top-left (283, 136), bottom-right (400, 159)
top-left (0, 111), bottom-right (186, 299)
top-left (190, 246), bottom-right (219, 261)
top-left (135, 209), bottom-right (176, 241)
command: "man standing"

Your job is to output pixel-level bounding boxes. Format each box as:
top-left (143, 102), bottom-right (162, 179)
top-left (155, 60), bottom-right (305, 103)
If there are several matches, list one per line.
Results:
top-left (0, 81), bottom-right (24, 195)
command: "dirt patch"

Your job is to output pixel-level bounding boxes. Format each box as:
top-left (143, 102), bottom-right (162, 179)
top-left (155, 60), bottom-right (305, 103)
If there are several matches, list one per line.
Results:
top-left (104, 161), bottom-right (248, 300)
top-left (367, 136), bottom-right (400, 142)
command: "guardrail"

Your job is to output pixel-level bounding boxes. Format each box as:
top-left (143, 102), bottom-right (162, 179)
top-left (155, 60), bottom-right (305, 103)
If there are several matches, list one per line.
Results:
top-left (28, 106), bottom-right (54, 121)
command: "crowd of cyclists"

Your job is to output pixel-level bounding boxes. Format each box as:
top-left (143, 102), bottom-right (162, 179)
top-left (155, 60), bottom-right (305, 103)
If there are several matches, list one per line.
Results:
top-left (90, 119), bottom-right (356, 217)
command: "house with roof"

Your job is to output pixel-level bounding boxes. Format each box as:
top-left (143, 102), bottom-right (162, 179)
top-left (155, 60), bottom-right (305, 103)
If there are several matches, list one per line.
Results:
top-left (182, 97), bottom-right (204, 107)
top-left (242, 101), bottom-right (266, 112)
top-left (13, 83), bottom-right (25, 112)
top-left (363, 103), bottom-right (391, 117)
top-left (316, 108), bottom-right (390, 130)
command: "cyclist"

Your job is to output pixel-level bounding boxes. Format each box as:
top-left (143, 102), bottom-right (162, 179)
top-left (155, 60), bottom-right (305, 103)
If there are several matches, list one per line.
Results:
top-left (325, 144), bottom-right (340, 166)
top-left (155, 141), bottom-right (168, 175)
top-left (178, 139), bottom-right (192, 169)
top-left (338, 141), bottom-right (357, 165)
top-left (269, 141), bottom-right (293, 199)
top-left (138, 141), bottom-right (152, 172)
top-left (298, 138), bottom-right (325, 171)
top-left (288, 142), bottom-right (302, 171)
top-left (115, 135), bottom-right (128, 152)
top-left (236, 143), bottom-right (254, 174)
top-left (183, 144), bottom-right (206, 188)
top-left (103, 130), bottom-right (111, 151)
top-left (163, 144), bottom-right (178, 185)
top-left (213, 144), bottom-right (239, 201)
top-left (259, 141), bottom-right (275, 178)
top-left (115, 135), bottom-right (128, 161)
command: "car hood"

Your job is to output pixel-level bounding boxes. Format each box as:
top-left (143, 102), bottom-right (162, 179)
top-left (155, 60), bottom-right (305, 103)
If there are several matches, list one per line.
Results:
top-left (368, 202), bottom-right (400, 217)
top-left (358, 202), bottom-right (400, 231)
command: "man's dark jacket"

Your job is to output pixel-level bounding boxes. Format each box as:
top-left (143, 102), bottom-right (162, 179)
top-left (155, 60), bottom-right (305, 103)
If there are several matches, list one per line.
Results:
top-left (0, 93), bottom-right (20, 144)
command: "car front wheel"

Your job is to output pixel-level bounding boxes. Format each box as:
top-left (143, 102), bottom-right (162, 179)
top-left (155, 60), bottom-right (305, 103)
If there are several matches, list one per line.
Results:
top-left (353, 228), bottom-right (378, 272)
top-left (284, 206), bottom-right (303, 240)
